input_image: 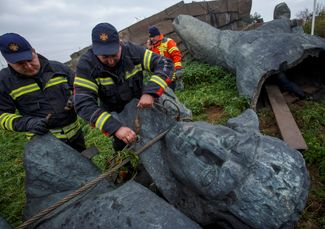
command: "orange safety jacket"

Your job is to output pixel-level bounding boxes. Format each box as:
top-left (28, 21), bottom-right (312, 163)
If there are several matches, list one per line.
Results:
top-left (150, 34), bottom-right (183, 70)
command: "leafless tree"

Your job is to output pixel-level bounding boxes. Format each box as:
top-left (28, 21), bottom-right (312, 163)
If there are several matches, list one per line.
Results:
top-left (296, 3), bottom-right (325, 22)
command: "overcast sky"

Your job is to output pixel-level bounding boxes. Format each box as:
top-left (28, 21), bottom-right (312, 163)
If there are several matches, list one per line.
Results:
top-left (0, 0), bottom-right (324, 68)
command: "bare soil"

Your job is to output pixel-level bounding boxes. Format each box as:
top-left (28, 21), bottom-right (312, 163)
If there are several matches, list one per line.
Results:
top-left (203, 106), bottom-right (225, 123)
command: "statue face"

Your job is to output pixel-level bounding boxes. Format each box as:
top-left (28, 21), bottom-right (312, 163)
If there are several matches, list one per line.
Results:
top-left (164, 119), bottom-right (308, 224)
top-left (115, 101), bottom-right (308, 227)
top-left (165, 122), bottom-right (246, 199)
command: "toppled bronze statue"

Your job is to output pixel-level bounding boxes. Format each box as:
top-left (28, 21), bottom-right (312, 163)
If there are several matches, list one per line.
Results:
top-left (23, 99), bottom-right (309, 228)
top-left (172, 14), bottom-right (325, 109)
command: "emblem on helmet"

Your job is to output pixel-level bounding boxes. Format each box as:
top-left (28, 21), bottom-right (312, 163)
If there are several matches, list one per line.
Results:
top-left (99, 33), bottom-right (109, 41)
top-left (8, 43), bottom-right (19, 52)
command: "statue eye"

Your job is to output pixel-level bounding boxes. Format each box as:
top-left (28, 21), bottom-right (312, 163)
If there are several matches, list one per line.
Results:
top-left (194, 148), bottom-right (225, 167)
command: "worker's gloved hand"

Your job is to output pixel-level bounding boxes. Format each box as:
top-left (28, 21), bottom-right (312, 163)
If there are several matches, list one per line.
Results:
top-left (25, 118), bottom-right (49, 135)
top-left (64, 95), bottom-right (74, 111)
top-left (175, 69), bottom-right (184, 91)
top-left (175, 78), bottom-right (184, 91)
top-left (175, 69), bottom-right (184, 79)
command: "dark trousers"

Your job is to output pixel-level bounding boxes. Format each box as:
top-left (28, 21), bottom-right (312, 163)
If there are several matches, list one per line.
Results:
top-left (62, 130), bottom-right (86, 153)
top-left (276, 72), bottom-right (305, 99)
top-left (169, 81), bottom-right (176, 91)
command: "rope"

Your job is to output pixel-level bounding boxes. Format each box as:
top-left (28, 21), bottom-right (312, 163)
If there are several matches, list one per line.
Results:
top-left (16, 129), bottom-right (170, 229)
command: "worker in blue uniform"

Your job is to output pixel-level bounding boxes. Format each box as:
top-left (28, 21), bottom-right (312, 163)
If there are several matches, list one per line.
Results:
top-left (0, 33), bottom-right (85, 152)
top-left (74, 23), bottom-right (174, 151)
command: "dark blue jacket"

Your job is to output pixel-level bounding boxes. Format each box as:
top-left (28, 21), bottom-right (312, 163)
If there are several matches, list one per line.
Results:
top-left (0, 55), bottom-right (78, 136)
top-left (74, 41), bottom-right (174, 135)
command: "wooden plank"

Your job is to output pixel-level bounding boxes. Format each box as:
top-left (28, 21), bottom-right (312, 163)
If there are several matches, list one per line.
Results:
top-left (265, 84), bottom-right (308, 150)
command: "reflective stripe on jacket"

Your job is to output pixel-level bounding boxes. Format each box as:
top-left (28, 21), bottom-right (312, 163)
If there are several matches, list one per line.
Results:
top-left (0, 55), bottom-right (80, 139)
top-left (150, 35), bottom-right (183, 70)
top-left (26, 119), bottom-right (81, 140)
top-left (74, 41), bottom-right (174, 136)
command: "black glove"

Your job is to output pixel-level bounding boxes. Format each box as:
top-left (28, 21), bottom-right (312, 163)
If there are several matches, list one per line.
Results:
top-left (64, 95), bottom-right (74, 111)
top-left (175, 78), bottom-right (184, 91)
top-left (175, 69), bottom-right (185, 91)
top-left (25, 118), bottom-right (49, 135)
top-left (175, 69), bottom-right (184, 79)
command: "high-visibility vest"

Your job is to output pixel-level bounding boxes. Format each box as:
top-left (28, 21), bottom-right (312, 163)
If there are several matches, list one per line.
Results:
top-left (150, 35), bottom-right (183, 70)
